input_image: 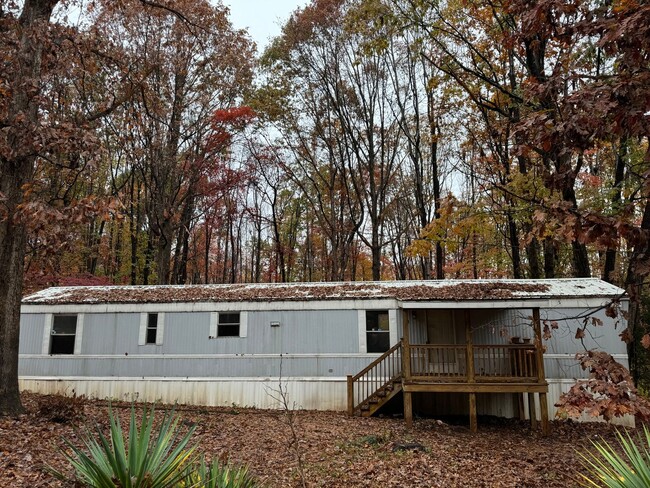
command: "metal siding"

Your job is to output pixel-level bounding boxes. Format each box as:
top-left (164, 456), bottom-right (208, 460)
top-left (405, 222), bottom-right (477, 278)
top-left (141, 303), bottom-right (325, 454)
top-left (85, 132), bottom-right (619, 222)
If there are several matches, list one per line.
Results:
top-left (82, 313), bottom-right (141, 355)
top-left (247, 310), bottom-right (358, 354)
top-left (162, 312), bottom-right (212, 354)
top-left (541, 307), bottom-right (628, 356)
top-left (18, 354), bottom-right (380, 379)
top-left (409, 310), bottom-right (428, 344)
top-left (17, 377), bottom-right (632, 425)
top-left (470, 309), bottom-right (535, 345)
top-left (19, 377), bottom-right (348, 410)
top-left (126, 310), bottom-right (361, 355)
top-left (18, 314), bottom-right (44, 354)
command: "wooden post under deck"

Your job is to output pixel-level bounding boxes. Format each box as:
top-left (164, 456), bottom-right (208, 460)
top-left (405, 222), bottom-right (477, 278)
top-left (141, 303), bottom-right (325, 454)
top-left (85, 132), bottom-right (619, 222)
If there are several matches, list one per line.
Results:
top-left (402, 310), bottom-right (413, 428)
top-left (528, 392), bottom-right (538, 430)
top-left (465, 310), bottom-right (477, 433)
top-left (533, 308), bottom-right (550, 436)
top-left (346, 375), bottom-right (353, 416)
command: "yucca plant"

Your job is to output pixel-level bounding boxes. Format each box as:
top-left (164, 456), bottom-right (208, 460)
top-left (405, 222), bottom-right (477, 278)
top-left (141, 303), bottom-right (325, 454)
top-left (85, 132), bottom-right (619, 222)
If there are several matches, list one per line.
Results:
top-left (179, 457), bottom-right (259, 488)
top-left (50, 404), bottom-right (199, 487)
top-left (579, 425), bottom-right (650, 487)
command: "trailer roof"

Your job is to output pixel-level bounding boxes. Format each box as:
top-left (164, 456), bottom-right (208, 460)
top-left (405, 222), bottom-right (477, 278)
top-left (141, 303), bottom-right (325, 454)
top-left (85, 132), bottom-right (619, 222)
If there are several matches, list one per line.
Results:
top-left (22, 278), bottom-right (625, 305)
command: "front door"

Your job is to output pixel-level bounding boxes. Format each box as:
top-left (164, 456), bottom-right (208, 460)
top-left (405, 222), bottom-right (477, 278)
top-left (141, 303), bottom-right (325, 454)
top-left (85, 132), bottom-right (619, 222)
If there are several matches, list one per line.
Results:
top-left (424, 310), bottom-right (462, 375)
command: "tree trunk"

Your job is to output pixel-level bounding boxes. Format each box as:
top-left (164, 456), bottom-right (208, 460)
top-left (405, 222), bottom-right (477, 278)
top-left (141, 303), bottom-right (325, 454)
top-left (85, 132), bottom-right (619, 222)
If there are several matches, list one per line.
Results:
top-left (129, 175), bottom-right (139, 285)
top-left (603, 138), bottom-right (627, 283)
top-left (526, 237), bottom-right (543, 279)
top-left (155, 219), bottom-right (173, 285)
top-left (0, 0), bottom-right (58, 416)
top-left (204, 225), bottom-right (212, 284)
top-left (625, 197), bottom-right (650, 383)
top-left (506, 210), bottom-right (522, 279)
top-left (562, 175), bottom-right (591, 277)
top-left (543, 239), bottom-right (557, 278)
top-left (624, 145), bottom-right (650, 383)
top-left (0, 171), bottom-right (29, 416)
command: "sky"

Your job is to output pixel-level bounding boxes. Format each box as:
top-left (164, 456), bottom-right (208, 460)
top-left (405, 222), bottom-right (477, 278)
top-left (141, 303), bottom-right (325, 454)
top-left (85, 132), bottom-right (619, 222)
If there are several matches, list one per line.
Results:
top-left (222, 0), bottom-right (309, 51)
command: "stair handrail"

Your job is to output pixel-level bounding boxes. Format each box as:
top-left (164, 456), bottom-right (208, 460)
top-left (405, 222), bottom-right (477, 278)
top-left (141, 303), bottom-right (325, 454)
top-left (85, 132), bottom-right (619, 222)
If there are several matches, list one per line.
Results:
top-left (347, 340), bottom-right (403, 415)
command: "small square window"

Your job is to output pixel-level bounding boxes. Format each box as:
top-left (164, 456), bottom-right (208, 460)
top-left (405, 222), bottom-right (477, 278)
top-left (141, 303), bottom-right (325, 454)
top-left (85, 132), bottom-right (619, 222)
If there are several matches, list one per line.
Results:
top-left (146, 313), bottom-right (158, 344)
top-left (50, 315), bottom-right (77, 355)
top-left (218, 312), bottom-right (240, 337)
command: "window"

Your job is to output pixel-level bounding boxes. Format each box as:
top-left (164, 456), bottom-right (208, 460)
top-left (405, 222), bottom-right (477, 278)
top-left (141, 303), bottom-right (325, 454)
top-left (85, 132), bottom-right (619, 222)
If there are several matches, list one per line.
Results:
top-left (218, 312), bottom-right (240, 337)
top-left (146, 313), bottom-right (158, 344)
top-left (366, 310), bottom-right (389, 353)
top-left (210, 311), bottom-right (246, 338)
top-left (139, 312), bottom-right (164, 346)
top-left (50, 315), bottom-right (77, 355)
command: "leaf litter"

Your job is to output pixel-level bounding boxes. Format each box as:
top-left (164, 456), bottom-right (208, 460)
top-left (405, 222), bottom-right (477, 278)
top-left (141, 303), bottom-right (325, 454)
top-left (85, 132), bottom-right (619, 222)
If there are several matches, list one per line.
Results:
top-left (0, 393), bottom-right (631, 487)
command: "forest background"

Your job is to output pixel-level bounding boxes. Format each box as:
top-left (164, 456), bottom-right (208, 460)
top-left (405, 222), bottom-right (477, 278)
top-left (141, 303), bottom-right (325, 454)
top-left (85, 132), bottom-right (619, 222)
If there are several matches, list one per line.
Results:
top-left (0, 0), bottom-right (648, 414)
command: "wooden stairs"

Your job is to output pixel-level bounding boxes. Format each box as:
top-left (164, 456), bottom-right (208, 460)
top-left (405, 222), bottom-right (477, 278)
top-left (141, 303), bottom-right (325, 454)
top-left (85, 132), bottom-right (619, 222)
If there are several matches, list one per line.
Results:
top-left (358, 375), bottom-right (403, 417)
top-left (347, 341), bottom-right (403, 417)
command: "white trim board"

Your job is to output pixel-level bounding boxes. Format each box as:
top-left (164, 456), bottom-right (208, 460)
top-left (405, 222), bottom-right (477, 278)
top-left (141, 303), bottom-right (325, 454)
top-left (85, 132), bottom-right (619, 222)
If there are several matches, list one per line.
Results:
top-left (401, 298), bottom-right (621, 309)
top-left (19, 375), bottom-right (349, 382)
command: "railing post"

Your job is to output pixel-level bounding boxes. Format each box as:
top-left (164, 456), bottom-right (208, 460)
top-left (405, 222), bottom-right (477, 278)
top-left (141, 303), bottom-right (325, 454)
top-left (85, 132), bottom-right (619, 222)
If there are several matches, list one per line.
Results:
top-left (465, 310), bottom-right (475, 382)
top-left (402, 310), bottom-right (413, 429)
top-left (465, 310), bottom-right (477, 433)
top-left (532, 308), bottom-right (546, 383)
top-left (347, 375), bottom-right (354, 416)
top-left (533, 307), bottom-right (550, 436)
top-left (402, 312), bottom-right (411, 380)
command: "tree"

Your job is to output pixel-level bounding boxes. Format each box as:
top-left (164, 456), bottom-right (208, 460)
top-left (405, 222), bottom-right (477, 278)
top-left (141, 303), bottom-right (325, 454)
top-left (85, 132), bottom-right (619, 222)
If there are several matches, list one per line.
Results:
top-left (0, 0), bottom-right (86, 416)
top-left (0, 0), bottom-right (251, 415)
top-left (93, 0), bottom-right (253, 285)
top-left (511, 0), bottom-right (650, 378)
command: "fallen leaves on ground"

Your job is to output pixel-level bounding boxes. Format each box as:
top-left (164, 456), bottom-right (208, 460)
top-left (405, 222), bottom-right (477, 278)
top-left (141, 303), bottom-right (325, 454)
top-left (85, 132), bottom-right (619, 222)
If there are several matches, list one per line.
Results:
top-left (0, 393), bottom-right (628, 487)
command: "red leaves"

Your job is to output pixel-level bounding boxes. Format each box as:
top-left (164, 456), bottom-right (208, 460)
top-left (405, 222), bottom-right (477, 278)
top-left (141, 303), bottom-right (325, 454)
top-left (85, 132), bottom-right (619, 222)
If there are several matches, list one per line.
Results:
top-left (206, 106), bottom-right (257, 153)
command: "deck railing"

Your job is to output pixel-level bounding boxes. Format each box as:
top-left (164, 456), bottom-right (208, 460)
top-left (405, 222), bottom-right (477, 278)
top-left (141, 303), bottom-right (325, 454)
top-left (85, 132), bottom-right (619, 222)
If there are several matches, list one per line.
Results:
top-left (348, 341), bottom-right (541, 416)
top-left (409, 344), bottom-right (467, 377)
top-left (408, 344), bottom-right (537, 381)
top-left (347, 341), bottom-right (402, 415)
top-left (474, 344), bottom-right (537, 380)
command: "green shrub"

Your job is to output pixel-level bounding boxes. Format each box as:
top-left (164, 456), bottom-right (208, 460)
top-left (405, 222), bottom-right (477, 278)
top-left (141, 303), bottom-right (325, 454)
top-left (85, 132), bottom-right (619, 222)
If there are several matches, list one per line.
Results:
top-left (180, 457), bottom-right (259, 488)
top-left (49, 404), bottom-right (260, 488)
top-left (579, 426), bottom-right (650, 487)
top-left (50, 404), bottom-right (198, 487)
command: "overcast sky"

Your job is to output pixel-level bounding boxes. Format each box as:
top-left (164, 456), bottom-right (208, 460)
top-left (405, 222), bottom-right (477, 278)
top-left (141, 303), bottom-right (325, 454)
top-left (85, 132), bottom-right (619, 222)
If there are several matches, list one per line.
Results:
top-left (222, 0), bottom-right (309, 51)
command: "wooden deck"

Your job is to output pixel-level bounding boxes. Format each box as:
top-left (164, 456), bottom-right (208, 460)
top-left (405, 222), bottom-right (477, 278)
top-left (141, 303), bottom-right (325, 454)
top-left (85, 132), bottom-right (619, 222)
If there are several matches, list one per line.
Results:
top-left (348, 308), bottom-right (550, 435)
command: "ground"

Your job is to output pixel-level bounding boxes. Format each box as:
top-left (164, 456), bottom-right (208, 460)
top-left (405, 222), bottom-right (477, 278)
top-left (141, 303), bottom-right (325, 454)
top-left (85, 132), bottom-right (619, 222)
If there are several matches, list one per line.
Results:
top-left (0, 393), bottom-right (628, 487)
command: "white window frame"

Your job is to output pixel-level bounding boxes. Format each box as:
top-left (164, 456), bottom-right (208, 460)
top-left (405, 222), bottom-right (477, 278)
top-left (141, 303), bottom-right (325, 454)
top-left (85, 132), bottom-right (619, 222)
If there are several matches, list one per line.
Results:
top-left (139, 312), bottom-right (165, 346)
top-left (358, 309), bottom-right (396, 353)
top-left (43, 313), bottom-right (83, 355)
top-left (210, 311), bottom-right (247, 338)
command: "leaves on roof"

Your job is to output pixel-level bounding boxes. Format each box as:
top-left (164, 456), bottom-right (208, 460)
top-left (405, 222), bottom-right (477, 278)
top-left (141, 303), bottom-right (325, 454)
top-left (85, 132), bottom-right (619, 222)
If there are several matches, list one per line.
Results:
top-left (22, 281), bottom-right (552, 305)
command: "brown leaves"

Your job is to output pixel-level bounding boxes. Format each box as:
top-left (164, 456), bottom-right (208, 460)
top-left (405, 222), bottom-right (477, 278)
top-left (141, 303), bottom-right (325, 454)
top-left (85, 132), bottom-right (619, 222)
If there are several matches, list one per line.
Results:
top-left (23, 281), bottom-right (551, 304)
top-left (641, 334), bottom-right (650, 349)
top-left (555, 350), bottom-right (650, 422)
top-left (0, 392), bottom-right (633, 488)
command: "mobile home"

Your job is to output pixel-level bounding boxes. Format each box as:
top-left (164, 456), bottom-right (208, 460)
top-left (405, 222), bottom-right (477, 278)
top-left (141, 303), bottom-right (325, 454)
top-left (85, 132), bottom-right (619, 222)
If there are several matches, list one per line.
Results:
top-left (19, 278), bottom-right (628, 432)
